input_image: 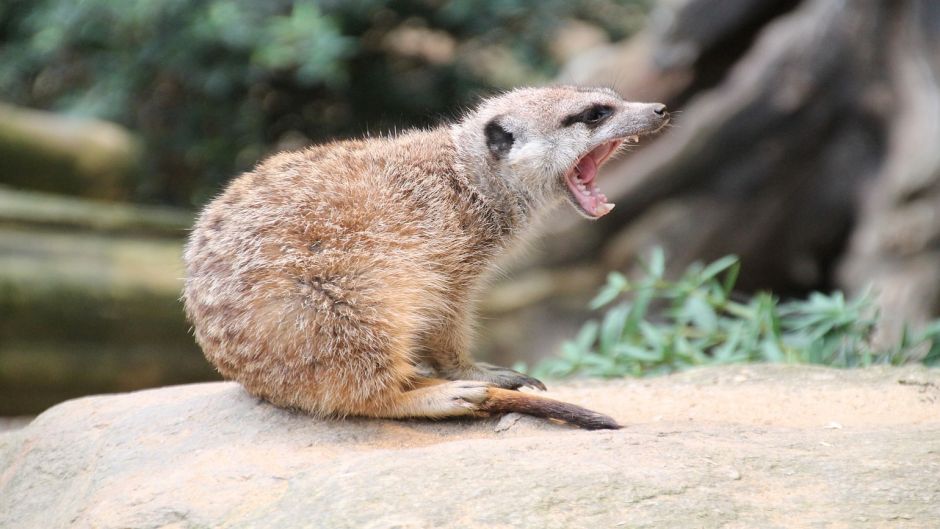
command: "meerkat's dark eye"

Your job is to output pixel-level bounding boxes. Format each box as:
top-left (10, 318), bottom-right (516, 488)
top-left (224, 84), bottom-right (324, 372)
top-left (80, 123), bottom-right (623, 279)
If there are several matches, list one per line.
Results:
top-left (562, 104), bottom-right (615, 128)
top-left (583, 105), bottom-right (613, 123)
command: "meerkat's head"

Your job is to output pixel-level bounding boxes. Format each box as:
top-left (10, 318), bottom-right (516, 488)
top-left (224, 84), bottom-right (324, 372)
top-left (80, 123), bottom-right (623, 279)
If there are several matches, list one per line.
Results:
top-left (453, 86), bottom-right (669, 219)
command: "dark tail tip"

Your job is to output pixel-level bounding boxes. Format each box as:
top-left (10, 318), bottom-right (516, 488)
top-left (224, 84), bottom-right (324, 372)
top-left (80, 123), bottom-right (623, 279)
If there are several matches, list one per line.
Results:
top-left (577, 411), bottom-right (622, 430)
top-left (481, 388), bottom-right (622, 430)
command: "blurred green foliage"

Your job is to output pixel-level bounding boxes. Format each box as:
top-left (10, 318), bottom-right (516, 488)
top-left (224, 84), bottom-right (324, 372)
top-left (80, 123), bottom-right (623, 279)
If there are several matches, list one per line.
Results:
top-left (533, 249), bottom-right (940, 378)
top-left (0, 0), bottom-right (650, 206)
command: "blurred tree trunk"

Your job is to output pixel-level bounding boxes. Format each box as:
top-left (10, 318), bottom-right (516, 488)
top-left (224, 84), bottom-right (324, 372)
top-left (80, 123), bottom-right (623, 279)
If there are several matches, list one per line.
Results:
top-left (837, 1), bottom-right (940, 347)
top-left (480, 0), bottom-right (940, 364)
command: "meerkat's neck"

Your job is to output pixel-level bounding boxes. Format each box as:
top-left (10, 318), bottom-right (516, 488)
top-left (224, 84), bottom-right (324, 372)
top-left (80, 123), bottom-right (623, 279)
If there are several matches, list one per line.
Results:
top-left (447, 125), bottom-right (546, 243)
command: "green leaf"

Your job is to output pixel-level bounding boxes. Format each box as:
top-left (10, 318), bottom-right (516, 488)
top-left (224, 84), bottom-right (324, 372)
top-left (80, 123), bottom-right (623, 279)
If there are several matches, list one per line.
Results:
top-left (638, 322), bottom-right (665, 350)
top-left (560, 341), bottom-right (583, 362)
top-left (760, 338), bottom-right (785, 362)
top-left (700, 255), bottom-right (739, 282)
top-left (713, 323), bottom-right (744, 361)
top-left (574, 320), bottom-right (599, 352)
top-left (608, 271), bottom-right (629, 290)
top-left (581, 353), bottom-right (617, 375)
top-left (598, 302), bottom-right (630, 355)
top-left (648, 247), bottom-right (665, 278)
top-left (674, 335), bottom-right (706, 364)
top-left (683, 293), bottom-right (718, 333)
top-left (590, 272), bottom-right (630, 309)
top-left (898, 323), bottom-right (913, 350)
top-left (614, 344), bottom-right (663, 363)
top-left (914, 319), bottom-right (940, 341)
top-left (589, 285), bottom-right (621, 310)
top-left (721, 260), bottom-right (741, 296)
top-left (924, 342), bottom-right (940, 366)
top-left (624, 286), bottom-right (654, 335)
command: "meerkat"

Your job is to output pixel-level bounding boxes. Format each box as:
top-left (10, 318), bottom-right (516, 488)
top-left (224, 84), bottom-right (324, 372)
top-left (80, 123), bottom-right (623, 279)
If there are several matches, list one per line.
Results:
top-left (183, 86), bottom-right (669, 430)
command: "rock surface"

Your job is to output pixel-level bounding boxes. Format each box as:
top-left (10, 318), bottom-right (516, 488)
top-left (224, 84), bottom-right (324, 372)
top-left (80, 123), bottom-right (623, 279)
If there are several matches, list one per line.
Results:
top-left (1, 365), bottom-right (938, 529)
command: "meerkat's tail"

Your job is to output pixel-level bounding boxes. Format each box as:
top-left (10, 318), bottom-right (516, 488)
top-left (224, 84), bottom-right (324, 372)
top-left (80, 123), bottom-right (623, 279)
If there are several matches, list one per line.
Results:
top-left (479, 388), bottom-right (621, 430)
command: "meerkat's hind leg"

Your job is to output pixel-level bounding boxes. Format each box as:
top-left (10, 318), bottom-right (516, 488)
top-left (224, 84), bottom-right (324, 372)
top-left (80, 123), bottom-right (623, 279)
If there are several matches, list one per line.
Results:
top-left (375, 378), bottom-right (620, 430)
top-left (446, 362), bottom-right (547, 391)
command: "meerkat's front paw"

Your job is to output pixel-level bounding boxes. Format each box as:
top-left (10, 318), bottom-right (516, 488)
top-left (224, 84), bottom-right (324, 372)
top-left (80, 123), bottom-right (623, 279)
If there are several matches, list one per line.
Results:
top-left (454, 362), bottom-right (547, 391)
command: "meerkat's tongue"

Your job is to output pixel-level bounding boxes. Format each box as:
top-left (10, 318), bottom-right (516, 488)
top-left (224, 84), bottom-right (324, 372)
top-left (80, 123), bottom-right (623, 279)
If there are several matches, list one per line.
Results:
top-left (568, 144), bottom-right (614, 217)
top-left (578, 154), bottom-right (598, 183)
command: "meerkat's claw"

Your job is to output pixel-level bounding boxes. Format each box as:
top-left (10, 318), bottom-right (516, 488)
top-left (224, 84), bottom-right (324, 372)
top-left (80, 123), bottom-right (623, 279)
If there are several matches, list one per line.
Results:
top-left (510, 374), bottom-right (547, 392)
top-left (454, 363), bottom-right (547, 391)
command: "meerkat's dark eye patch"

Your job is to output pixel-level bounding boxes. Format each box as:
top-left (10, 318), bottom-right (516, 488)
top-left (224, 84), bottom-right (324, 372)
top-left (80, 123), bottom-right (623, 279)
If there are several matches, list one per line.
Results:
top-left (484, 119), bottom-right (514, 158)
top-left (562, 104), bottom-right (615, 128)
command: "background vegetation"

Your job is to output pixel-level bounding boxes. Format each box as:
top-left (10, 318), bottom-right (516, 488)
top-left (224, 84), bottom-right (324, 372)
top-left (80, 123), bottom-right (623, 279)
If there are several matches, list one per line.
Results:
top-left (0, 0), bottom-right (648, 205)
top-left (533, 249), bottom-right (940, 379)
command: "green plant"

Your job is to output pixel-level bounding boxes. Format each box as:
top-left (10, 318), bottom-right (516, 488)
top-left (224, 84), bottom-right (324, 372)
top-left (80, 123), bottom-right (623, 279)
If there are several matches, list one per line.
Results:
top-left (534, 248), bottom-right (940, 379)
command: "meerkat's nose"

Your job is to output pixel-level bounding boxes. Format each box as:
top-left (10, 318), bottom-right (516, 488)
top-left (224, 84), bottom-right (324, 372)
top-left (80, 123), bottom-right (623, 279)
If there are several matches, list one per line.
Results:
top-left (653, 104), bottom-right (668, 116)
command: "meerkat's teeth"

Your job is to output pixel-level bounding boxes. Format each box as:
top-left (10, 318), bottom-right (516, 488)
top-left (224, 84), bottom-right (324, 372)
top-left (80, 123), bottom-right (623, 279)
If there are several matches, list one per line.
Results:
top-left (627, 135), bottom-right (640, 144)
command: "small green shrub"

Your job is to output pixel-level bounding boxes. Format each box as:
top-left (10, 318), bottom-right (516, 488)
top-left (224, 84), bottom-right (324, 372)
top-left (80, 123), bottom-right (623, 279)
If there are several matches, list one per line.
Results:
top-left (533, 249), bottom-right (940, 379)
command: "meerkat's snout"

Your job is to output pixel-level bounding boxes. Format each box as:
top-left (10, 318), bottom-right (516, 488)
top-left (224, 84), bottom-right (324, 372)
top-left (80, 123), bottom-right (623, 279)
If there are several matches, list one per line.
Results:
top-left (563, 100), bottom-right (670, 219)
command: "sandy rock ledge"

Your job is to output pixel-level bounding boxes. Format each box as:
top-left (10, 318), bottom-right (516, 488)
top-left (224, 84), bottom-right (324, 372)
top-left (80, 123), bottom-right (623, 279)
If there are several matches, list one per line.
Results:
top-left (1, 365), bottom-right (938, 529)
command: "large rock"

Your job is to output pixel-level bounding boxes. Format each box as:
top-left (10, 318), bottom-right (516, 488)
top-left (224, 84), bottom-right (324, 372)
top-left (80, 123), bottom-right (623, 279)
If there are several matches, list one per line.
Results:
top-left (1, 365), bottom-right (938, 529)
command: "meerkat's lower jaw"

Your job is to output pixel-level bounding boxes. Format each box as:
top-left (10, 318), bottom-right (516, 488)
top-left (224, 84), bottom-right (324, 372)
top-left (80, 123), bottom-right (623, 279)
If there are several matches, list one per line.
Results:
top-left (564, 139), bottom-right (624, 218)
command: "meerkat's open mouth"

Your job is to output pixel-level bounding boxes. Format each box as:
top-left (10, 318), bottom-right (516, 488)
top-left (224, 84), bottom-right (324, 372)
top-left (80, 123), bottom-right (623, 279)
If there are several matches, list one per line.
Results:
top-left (564, 137), bottom-right (635, 218)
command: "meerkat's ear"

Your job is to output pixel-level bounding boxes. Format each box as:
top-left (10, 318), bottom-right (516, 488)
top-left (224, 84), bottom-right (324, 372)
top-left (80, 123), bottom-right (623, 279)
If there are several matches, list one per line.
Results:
top-left (484, 118), bottom-right (514, 158)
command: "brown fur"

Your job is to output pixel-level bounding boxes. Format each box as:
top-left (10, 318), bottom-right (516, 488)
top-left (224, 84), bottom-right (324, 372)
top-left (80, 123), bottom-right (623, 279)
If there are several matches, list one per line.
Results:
top-left (183, 86), bottom-right (668, 429)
